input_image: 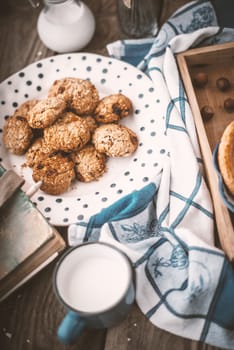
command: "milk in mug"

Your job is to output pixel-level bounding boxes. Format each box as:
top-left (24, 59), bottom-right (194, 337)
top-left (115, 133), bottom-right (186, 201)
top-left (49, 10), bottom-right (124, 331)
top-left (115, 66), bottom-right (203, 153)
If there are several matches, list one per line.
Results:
top-left (55, 243), bottom-right (132, 313)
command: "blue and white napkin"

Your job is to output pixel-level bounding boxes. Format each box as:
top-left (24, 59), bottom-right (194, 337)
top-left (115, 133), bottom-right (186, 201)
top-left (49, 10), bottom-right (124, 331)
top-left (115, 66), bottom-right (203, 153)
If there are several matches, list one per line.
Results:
top-left (68, 1), bottom-right (234, 348)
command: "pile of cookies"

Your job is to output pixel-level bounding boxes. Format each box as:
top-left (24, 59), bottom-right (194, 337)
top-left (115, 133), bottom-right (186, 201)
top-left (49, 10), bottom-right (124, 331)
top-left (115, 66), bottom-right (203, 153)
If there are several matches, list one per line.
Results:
top-left (3, 77), bottom-right (138, 195)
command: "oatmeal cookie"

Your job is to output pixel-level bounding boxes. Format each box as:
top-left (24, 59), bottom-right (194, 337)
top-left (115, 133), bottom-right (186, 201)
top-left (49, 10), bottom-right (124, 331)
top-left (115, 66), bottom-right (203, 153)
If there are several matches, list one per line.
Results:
top-left (44, 119), bottom-right (90, 152)
top-left (94, 93), bottom-right (133, 123)
top-left (71, 144), bottom-right (107, 182)
top-left (218, 120), bottom-right (234, 195)
top-left (48, 77), bottom-right (99, 115)
top-left (3, 115), bottom-right (34, 155)
top-left (56, 111), bottom-right (83, 125)
top-left (32, 152), bottom-right (75, 195)
top-left (55, 111), bottom-right (97, 133)
top-left (82, 115), bottom-right (98, 134)
top-left (13, 99), bottom-right (39, 120)
top-left (92, 124), bottom-right (138, 157)
top-left (26, 138), bottom-right (52, 168)
top-left (27, 96), bottom-right (66, 129)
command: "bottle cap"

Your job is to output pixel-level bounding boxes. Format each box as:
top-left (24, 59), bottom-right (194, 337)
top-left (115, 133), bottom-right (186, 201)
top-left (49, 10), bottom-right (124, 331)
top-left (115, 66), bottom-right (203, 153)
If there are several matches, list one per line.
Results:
top-left (28, 0), bottom-right (68, 7)
top-left (44, 0), bottom-right (67, 4)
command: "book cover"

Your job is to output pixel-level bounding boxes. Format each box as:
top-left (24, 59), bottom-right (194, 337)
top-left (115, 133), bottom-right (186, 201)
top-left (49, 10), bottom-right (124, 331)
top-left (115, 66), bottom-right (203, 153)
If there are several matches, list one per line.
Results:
top-left (0, 165), bottom-right (66, 301)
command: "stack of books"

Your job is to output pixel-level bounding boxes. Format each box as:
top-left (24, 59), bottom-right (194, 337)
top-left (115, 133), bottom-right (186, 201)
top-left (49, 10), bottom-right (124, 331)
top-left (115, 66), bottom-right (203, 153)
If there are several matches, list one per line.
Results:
top-left (0, 165), bottom-right (65, 301)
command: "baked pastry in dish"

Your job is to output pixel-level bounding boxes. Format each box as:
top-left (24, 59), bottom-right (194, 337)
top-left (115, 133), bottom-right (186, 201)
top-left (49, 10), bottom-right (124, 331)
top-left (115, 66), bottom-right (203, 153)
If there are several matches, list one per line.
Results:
top-left (218, 120), bottom-right (234, 195)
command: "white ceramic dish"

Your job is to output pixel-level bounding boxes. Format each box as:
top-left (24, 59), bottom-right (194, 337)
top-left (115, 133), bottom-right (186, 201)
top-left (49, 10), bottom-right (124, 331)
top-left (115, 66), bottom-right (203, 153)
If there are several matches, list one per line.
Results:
top-left (0, 53), bottom-right (163, 226)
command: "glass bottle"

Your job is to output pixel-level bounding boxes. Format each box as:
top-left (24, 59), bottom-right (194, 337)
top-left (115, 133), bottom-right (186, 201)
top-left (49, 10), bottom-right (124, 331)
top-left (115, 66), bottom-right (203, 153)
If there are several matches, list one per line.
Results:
top-left (30, 0), bottom-right (95, 53)
top-left (117, 0), bottom-right (162, 38)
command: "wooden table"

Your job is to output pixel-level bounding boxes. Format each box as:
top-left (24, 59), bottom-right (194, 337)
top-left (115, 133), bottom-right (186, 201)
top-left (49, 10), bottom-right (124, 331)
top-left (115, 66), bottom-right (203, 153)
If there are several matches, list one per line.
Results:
top-left (0, 1), bottom-right (222, 349)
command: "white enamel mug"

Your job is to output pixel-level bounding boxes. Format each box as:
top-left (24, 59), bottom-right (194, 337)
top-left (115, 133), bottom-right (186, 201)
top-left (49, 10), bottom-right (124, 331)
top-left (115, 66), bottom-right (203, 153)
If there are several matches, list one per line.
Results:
top-left (53, 242), bottom-right (135, 344)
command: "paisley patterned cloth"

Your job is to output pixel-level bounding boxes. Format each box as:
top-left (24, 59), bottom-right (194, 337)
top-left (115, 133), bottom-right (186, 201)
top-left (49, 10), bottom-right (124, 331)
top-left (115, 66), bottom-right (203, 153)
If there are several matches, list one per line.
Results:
top-left (68, 1), bottom-right (234, 348)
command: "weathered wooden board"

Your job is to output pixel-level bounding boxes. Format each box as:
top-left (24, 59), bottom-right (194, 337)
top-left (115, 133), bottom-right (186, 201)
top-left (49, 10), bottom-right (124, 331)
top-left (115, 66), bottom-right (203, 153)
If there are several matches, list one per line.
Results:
top-left (177, 42), bottom-right (234, 260)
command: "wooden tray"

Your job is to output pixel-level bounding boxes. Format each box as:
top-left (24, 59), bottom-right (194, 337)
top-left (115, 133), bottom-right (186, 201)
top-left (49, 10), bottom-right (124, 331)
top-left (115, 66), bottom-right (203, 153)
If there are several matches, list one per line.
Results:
top-left (177, 41), bottom-right (234, 261)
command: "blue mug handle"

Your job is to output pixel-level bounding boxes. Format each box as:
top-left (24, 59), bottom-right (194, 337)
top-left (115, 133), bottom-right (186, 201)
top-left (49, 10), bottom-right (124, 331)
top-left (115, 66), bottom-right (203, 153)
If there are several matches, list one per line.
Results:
top-left (57, 311), bottom-right (86, 344)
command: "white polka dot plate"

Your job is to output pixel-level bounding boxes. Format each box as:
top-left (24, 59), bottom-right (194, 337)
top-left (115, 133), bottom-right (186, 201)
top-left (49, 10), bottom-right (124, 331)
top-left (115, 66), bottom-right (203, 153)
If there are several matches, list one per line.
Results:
top-left (0, 53), bottom-right (164, 226)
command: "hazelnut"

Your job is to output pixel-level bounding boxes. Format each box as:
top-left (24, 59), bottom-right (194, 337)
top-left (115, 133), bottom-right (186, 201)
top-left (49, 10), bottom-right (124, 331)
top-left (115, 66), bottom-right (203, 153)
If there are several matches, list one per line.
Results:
top-left (216, 77), bottom-right (231, 92)
top-left (200, 105), bottom-right (214, 121)
top-left (224, 98), bottom-right (234, 113)
top-left (193, 72), bottom-right (208, 88)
